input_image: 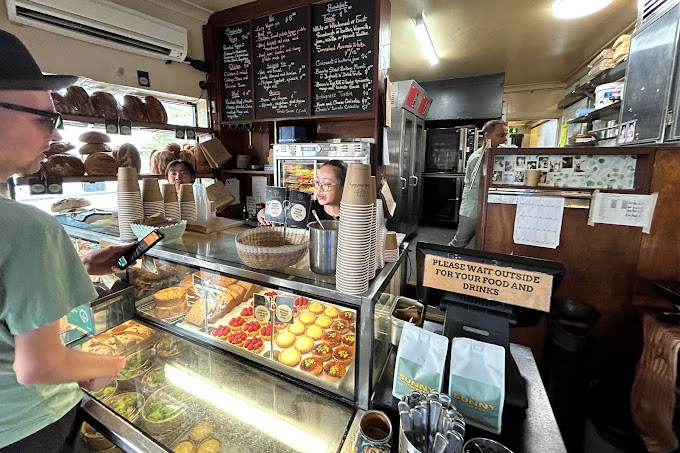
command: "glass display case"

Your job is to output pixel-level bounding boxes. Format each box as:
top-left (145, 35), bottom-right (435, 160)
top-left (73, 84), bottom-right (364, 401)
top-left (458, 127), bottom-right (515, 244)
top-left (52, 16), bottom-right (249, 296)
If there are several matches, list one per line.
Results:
top-left (59, 219), bottom-right (405, 452)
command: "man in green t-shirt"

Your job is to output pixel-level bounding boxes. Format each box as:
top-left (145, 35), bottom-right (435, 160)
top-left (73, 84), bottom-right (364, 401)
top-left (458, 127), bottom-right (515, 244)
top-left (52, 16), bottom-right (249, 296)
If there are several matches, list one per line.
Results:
top-left (0, 30), bottom-right (130, 452)
top-left (448, 120), bottom-right (509, 248)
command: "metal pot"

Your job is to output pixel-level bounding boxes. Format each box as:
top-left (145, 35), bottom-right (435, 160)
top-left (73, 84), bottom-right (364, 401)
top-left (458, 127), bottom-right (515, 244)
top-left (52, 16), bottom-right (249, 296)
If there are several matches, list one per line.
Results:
top-left (307, 220), bottom-right (339, 275)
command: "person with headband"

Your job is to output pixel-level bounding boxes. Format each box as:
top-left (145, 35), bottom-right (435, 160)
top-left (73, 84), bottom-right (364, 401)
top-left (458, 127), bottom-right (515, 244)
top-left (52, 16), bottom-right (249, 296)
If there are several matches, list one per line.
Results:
top-left (257, 160), bottom-right (347, 225)
top-left (0, 30), bottom-right (128, 452)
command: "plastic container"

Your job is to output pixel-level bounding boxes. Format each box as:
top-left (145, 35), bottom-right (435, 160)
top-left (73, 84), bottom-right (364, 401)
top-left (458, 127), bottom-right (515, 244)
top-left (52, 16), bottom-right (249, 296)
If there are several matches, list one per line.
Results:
top-left (595, 82), bottom-right (624, 108)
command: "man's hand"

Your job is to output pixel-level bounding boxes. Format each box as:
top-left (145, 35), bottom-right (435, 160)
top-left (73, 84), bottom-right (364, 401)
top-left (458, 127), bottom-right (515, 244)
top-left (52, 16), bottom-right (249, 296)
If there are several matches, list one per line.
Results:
top-left (78, 362), bottom-right (125, 391)
top-left (80, 243), bottom-right (135, 275)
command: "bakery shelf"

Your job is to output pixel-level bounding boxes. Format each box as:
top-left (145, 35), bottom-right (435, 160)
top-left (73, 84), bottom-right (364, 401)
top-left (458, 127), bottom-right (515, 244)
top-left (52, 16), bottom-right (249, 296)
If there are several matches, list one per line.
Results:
top-left (61, 114), bottom-right (212, 134)
top-left (221, 169), bottom-right (273, 175)
top-left (557, 59), bottom-right (627, 110)
top-left (13, 173), bottom-right (216, 185)
top-left (568, 101), bottom-right (621, 124)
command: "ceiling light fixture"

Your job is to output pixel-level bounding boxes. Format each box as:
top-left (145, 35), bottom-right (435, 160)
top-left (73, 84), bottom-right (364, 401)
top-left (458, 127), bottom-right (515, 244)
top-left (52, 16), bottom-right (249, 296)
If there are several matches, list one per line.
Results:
top-left (552, 0), bottom-right (614, 19)
top-left (413, 12), bottom-right (438, 65)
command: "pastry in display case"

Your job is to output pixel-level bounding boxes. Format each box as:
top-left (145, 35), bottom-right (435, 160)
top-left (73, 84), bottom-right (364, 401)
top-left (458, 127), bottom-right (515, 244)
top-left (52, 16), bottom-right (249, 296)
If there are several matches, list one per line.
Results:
top-left (281, 163), bottom-right (315, 193)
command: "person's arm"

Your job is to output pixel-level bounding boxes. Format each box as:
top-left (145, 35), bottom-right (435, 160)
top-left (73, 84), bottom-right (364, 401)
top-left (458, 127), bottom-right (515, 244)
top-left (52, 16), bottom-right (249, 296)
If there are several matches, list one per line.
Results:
top-left (13, 320), bottom-right (125, 390)
top-left (256, 208), bottom-right (278, 226)
top-left (80, 243), bottom-right (135, 275)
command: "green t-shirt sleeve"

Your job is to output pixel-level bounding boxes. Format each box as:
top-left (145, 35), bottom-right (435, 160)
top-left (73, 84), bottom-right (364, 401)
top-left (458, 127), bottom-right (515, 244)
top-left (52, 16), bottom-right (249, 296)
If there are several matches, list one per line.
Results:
top-left (0, 209), bottom-right (97, 335)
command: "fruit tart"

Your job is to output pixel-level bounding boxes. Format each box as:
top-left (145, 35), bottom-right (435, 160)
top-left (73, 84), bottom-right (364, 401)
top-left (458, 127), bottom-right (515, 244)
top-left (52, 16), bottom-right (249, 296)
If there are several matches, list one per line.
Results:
top-left (300, 357), bottom-right (323, 375)
top-left (210, 324), bottom-right (230, 340)
top-left (294, 296), bottom-right (309, 310)
top-left (259, 324), bottom-right (272, 341)
top-left (342, 334), bottom-right (356, 348)
top-left (243, 336), bottom-right (264, 354)
top-left (227, 330), bottom-right (247, 347)
top-left (279, 347), bottom-right (301, 367)
top-left (240, 305), bottom-right (254, 320)
top-left (243, 320), bottom-right (261, 336)
top-left (264, 290), bottom-right (277, 298)
top-left (322, 330), bottom-right (341, 347)
top-left (330, 320), bottom-right (350, 334)
top-left (308, 302), bottom-right (325, 314)
top-left (323, 360), bottom-right (346, 378)
top-left (311, 343), bottom-right (333, 362)
top-left (274, 322), bottom-right (287, 331)
top-left (228, 316), bottom-right (245, 331)
top-left (333, 345), bottom-right (354, 364)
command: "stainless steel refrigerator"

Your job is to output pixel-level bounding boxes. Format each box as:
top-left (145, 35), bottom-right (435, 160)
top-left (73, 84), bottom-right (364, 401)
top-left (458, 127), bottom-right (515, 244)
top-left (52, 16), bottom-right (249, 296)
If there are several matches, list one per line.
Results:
top-left (384, 80), bottom-right (432, 238)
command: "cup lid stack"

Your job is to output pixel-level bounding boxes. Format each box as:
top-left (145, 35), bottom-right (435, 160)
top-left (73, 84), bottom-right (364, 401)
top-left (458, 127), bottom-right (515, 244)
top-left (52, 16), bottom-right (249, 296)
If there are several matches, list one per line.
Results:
top-left (117, 167), bottom-right (143, 241)
top-left (336, 163), bottom-right (374, 294)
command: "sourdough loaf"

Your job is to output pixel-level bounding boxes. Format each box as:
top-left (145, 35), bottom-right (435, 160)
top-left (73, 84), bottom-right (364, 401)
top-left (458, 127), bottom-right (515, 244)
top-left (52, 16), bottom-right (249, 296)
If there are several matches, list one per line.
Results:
top-left (122, 95), bottom-right (146, 122)
top-left (43, 154), bottom-right (85, 177)
top-left (144, 96), bottom-right (167, 123)
top-left (51, 92), bottom-right (74, 114)
top-left (45, 142), bottom-right (75, 157)
top-left (79, 131), bottom-right (111, 144)
top-left (84, 152), bottom-right (118, 176)
top-left (79, 143), bottom-right (112, 155)
top-left (65, 86), bottom-right (95, 116)
top-left (113, 143), bottom-right (142, 174)
top-left (91, 92), bottom-right (120, 118)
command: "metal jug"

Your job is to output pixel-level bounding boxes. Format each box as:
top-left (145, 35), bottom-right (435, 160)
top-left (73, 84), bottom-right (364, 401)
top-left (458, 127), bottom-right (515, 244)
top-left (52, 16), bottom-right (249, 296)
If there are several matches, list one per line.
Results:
top-left (308, 220), bottom-right (339, 275)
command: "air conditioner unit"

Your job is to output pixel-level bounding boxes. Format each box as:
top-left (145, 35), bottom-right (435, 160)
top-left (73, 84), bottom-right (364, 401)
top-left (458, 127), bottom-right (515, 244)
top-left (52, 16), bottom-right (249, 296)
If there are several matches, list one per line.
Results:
top-left (6, 0), bottom-right (188, 62)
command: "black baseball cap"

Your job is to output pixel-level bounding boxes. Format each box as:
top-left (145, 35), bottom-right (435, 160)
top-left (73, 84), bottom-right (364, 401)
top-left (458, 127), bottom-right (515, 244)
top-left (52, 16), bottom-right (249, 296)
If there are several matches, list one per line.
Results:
top-left (0, 29), bottom-right (77, 90)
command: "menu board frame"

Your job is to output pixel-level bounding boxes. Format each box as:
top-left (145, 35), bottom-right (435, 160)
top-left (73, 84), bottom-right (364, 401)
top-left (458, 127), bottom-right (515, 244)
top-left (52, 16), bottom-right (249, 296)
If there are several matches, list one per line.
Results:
top-left (220, 21), bottom-right (255, 121)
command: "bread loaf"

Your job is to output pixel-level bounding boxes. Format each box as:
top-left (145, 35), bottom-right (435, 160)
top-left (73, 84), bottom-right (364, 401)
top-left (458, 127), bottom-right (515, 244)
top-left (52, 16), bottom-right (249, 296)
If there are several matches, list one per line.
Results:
top-left (43, 154), bottom-right (85, 177)
top-left (79, 143), bottom-right (112, 155)
top-left (150, 149), bottom-right (176, 175)
top-left (164, 143), bottom-right (181, 154)
top-left (91, 92), bottom-right (120, 118)
top-left (122, 95), bottom-right (146, 122)
top-left (51, 92), bottom-right (74, 114)
top-left (144, 96), bottom-right (167, 123)
top-left (84, 152), bottom-right (118, 176)
top-left (51, 197), bottom-right (91, 213)
top-left (65, 86), bottom-right (95, 116)
top-left (193, 145), bottom-right (211, 174)
top-left (45, 142), bottom-right (75, 157)
top-left (113, 143), bottom-right (142, 173)
top-left (79, 131), bottom-right (111, 144)
top-left (178, 149), bottom-right (196, 169)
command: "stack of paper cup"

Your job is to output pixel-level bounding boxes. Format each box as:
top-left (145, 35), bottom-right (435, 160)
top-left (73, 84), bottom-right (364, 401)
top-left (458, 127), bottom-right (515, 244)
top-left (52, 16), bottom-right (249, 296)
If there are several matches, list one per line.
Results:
top-left (368, 177), bottom-right (377, 279)
top-left (376, 199), bottom-right (386, 269)
top-left (336, 163), bottom-right (374, 295)
top-left (384, 231), bottom-right (399, 262)
top-left (162, 184), bottom-right (180, 220)
top-left (179, 184), bottom-right (197, 221)
top-left (142, 178), bottom-right (164, 218)
top-left (117, 167), bottom-right (143, 242)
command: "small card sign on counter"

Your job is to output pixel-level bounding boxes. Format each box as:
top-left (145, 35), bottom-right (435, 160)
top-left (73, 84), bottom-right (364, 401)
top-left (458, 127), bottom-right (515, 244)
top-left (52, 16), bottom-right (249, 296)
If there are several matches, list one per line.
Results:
top-left (66, 302), bottom-right (95, 334)
top-left (119, 119), bottom-right (132, 135)
top-left (253, 293), bottom-right (270, 322)
top-left (274, 295), bottom-right (294, 324)
top-left (422, 255), bottom-right (554, 312)
top-left (265, 186), bottom-right (287, 223)
top-left (105, 118), bottom-right (119, 134)
top-left (192, 275), bottom-right (221, 327)
top-left (288, 189), bottom-right (312, 228)
top-left (46, 175), bottom-right (63, 195)
top-left (175, 126), bottom-right (186, 140)
top-left (28, 175), bottom-right (46, 195)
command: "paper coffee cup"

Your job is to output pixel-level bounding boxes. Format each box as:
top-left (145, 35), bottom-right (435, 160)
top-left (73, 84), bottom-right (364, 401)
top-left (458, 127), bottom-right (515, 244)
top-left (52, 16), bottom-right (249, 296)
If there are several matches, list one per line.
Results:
top-left (525, 169), bottom-right (542, 187)
top-left (370, 176), bottom-right (377, 206)
top-left (385, 231), bottom-right (398, 250)
top-left (162, 183), bottom-right (178, 203)
top-left (142, 178), bottom-right (163, 202)
top-left (179, 184), bottom-right (195, 202)
top-left (341, 163), bottom-right (372, 205)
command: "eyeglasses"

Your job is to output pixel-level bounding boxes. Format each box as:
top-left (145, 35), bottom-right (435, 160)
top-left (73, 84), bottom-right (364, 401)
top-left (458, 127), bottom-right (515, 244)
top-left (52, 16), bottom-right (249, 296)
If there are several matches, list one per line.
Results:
top-left (0, 101), bottom-right (62, 132)
top-left (313, 180), bottom-right (340, 191)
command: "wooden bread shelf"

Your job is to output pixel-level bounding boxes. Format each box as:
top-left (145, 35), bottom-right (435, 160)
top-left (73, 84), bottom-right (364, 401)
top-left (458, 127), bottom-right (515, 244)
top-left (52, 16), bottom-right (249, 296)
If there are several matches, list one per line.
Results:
top-left (61, 114), bottom-right (212, 134)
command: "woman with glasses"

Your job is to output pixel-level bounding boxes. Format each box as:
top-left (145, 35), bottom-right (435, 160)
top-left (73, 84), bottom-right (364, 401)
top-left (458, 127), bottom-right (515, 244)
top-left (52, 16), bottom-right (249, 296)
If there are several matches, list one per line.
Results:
top-left (165, 159), bottom-right (196, 195)
top-left (257, 160), bottom-right (347, 225)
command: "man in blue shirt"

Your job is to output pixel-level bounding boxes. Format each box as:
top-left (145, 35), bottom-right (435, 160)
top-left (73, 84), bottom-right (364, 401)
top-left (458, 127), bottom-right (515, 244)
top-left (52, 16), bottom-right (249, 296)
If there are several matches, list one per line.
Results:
top-left (0, 30), bottom-right (130, 452)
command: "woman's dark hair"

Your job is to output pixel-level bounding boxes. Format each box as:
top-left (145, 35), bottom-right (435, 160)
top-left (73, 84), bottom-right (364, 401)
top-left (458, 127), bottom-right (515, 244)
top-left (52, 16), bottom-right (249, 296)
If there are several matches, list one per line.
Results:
top-left (320, 160), bottom-right (347, 186)
top-left (165, 159), bottom-right (196, 180)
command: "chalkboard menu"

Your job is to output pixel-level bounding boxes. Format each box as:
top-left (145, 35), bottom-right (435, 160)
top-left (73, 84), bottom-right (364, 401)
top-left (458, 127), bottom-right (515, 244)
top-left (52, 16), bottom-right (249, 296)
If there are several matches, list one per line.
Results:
top-left (311, 0), bottom-right (375, 115)
top-left (253, 7), bottom-right (310, 119)
top-left (221, 22), bottom-right (254, 121)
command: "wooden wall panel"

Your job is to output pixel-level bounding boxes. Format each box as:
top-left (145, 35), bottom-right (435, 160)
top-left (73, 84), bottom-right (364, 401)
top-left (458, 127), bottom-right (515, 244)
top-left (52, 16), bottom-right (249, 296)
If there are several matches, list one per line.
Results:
top-left (482, 202), bottom-right (643, 374)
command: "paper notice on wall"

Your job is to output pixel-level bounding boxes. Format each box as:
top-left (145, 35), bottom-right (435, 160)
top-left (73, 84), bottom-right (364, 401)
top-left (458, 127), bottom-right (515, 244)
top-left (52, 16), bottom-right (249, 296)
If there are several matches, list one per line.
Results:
top-left (587, 190), bottom-right (658, 233)
top-left (246, 196), bottom-right (258, 217)
top-left (513, 196), bottom-right (565, 249)
top-left (382, 127), bottom-right (390, 165)
top-left (252, 176), bottom-right (267, 204)
top-left (224, 178), bottom-right (240, 205)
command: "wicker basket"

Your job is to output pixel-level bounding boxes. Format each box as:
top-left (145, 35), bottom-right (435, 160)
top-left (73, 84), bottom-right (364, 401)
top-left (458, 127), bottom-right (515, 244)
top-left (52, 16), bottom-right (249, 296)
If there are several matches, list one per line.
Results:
top-left (235, 227), bottom-right (309, 270)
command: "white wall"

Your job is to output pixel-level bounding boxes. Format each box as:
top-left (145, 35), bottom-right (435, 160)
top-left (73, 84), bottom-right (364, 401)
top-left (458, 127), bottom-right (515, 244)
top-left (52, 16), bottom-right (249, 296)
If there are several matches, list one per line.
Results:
top-left (1, 0), bottom-right (209, 98)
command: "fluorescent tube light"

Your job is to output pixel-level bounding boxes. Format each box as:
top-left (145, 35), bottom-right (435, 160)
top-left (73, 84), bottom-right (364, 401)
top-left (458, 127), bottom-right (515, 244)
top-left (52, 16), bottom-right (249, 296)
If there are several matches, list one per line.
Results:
top-left (414, 12), bottom-right (438, 65)
top-left (165, 364), bottom-right (328, 452)
top-left (552, 0), bottom-right (614, 19)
